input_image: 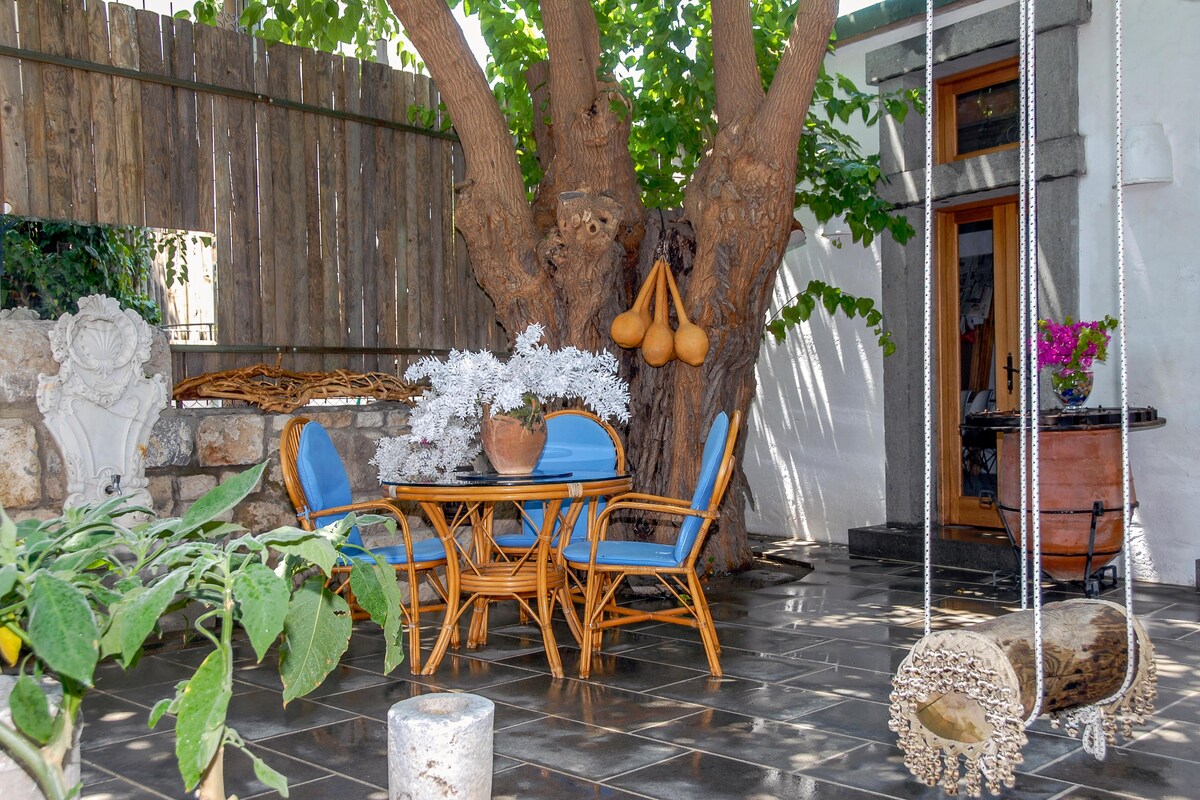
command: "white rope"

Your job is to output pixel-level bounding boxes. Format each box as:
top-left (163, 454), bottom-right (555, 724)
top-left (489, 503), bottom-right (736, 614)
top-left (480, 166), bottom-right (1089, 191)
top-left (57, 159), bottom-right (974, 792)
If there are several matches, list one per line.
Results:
top-left (922, 0), bottom-right (936, 638)
top-left (1023, 0), bottom-right (1046, 725)
top-left (1017, 0), bottom-right (1031, 613)
top-left (1099, 0), bottom-right (1140, 708)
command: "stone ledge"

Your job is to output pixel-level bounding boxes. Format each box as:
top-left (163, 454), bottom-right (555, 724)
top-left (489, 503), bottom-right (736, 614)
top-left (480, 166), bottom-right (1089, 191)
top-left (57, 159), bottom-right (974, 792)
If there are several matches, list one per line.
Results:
top-left (865, 0), bottom-right (1092, 85)
top-left (877, 135), bottom-right (1084, 207)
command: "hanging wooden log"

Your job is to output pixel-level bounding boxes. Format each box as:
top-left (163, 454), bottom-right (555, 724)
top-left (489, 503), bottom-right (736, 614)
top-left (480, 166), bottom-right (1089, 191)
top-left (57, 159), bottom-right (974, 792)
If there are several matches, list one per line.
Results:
top-left (173, 363), bottom-right (422, 413)
top-left (890, 599), bottom-right (1156, 797)
top-left (663, 262), bottom-right (708, 366)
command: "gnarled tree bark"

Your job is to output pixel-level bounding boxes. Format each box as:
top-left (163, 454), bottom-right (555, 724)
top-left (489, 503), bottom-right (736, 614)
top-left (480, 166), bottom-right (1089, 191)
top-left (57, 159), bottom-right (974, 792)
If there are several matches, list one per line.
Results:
top-left (385, 0), bottom-right (840, 571)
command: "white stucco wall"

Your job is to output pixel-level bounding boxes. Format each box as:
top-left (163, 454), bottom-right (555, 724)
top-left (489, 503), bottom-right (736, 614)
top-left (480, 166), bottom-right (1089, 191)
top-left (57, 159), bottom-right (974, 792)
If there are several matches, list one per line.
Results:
top-left (747, 0), bottom-right (1199, 586)
top-left (744, 0), bottom-right (1009, 543)
top-left (1075, 0), bottom-right (1200, 586)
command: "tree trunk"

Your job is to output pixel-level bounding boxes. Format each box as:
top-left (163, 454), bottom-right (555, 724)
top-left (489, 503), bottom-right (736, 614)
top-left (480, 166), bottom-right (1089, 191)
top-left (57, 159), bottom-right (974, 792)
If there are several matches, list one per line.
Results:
top-left (386, 0), bottom-right (839, 571)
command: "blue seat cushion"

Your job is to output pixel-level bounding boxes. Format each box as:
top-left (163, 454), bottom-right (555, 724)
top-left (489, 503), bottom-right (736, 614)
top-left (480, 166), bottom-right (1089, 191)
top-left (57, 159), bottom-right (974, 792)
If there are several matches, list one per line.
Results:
top-left (336, 537), bottom-right (446, 566)
top-left (493, 532), bottom-right (555, 550)
top-left (562, 540), bottom-right (681, 568)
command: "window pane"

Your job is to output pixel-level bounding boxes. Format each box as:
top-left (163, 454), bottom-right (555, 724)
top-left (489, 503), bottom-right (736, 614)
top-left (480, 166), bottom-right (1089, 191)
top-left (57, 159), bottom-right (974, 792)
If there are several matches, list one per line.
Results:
top-left (955, 78), bottom-right (1019, 155)
top-left (958, 219), bottom-right (997, 499)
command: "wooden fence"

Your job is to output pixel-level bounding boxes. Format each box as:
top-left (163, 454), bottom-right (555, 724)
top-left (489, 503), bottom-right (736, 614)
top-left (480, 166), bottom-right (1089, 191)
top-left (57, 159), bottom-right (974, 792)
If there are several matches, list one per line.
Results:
top-left (0, 0), bottom-right (503, 379)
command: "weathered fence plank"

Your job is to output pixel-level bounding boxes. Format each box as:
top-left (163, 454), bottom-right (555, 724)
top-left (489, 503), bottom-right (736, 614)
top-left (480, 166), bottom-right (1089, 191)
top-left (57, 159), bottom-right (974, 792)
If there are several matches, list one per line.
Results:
top-left (0, 1), bottom-right (499, 382)
top-left (0, 0), bottom-right (27, 214)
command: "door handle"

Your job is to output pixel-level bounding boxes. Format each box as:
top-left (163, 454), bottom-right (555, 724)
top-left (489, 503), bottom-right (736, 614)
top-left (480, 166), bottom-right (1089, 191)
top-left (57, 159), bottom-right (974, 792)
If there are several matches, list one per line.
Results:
top-left (1003, 353), bottom-right (1019, 393)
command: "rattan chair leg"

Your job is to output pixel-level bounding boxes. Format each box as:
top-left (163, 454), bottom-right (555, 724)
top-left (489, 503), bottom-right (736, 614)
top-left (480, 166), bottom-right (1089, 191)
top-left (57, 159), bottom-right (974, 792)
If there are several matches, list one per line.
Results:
top-left (688, 569), bottom-right (722, 676)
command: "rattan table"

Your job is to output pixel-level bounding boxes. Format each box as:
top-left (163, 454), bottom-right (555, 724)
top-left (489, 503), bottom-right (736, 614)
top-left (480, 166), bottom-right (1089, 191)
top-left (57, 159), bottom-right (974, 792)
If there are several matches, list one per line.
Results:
top-left (385, 470), bottom-right (632, 678)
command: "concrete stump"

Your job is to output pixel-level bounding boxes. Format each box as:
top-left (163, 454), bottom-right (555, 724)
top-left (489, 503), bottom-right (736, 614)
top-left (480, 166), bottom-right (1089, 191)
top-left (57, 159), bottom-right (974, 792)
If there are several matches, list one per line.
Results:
top-left (388, 693), bottom-right (494, 800)
top-left (0, 676), bottom-right (81, 797)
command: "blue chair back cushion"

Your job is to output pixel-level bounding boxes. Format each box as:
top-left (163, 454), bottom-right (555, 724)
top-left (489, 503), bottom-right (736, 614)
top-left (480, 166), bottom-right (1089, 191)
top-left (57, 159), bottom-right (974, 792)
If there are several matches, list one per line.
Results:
top-left (520, 413), bottom-right (619, 541)
top-left (296, 422), bottom-right (364, 549)
top-left (674, 412), bottom-right (730, 564)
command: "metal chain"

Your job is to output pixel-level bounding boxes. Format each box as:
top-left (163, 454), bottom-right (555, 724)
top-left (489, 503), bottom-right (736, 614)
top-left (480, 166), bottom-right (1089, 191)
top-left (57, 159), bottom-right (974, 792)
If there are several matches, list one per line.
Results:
top-left (1023, 0), bottom-right (1046, 725)
top-left (922, 0), bottom-right (936, 638)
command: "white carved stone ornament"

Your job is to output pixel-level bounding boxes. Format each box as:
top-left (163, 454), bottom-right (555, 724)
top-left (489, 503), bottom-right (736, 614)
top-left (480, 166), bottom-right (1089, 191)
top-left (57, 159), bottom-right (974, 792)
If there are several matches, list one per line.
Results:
top-left (36, 295), bottom-right (168, 509)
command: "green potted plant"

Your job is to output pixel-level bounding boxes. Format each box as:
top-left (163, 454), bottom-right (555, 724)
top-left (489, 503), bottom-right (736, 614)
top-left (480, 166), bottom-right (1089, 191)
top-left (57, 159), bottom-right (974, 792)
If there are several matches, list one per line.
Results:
top-left (0, 464), bottom-right (406, 800)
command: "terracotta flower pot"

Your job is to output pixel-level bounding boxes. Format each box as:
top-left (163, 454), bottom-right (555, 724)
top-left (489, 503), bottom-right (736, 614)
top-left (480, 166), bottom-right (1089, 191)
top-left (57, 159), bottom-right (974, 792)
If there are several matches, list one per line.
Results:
top-left (480, 407), bottom-right (547, 475)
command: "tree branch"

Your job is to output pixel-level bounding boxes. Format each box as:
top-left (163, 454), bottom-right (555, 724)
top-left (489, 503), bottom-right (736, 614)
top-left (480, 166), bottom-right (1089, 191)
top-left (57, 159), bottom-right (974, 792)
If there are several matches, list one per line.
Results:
top-left (540, 0), bottom-right (599, 132)
top-left (711, 0), bottom-right (765, 125)
top-left (758, 0), bottom-right (838, 149)
top-left (385, 0), bottom-right (528, 207)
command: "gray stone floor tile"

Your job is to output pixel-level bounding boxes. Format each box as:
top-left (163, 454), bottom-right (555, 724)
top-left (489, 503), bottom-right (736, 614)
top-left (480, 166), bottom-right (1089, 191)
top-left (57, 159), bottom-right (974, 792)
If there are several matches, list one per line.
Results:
top-left (85, 730), bottom-right (332, 798)
top-left (499, 647), bottom-right (709, 691)
top-left (804, 741), bottom-right (1073, 798)
top-left (1035, 745), bottom-right (1200, 797)
top-left (475, 674), bottom-right (704, 730)
top-left (255, 716), bottom-right (389, 788)
top-left (81, 692), bottom-right (168, 748)
top-left (637, 707), bottom-right (867, 772)
top-left (610, 751), bottom-right (884, 800)
top-left (651, 674), bottom-right (845, 722)
top-left (492, 763), bottom-right (651, 798)
top-left (243, 775), bottom-right (389, 799)
top-left (1121, 718), bottom-right (1200, 763)
top-left (224, 686), bottom-right (357, 741)
top-left (494, 716), bottom-right (684, 781)
top-left (405, 651), bottom-right (541, 691)
top-left (80, 777), bottom-right (171, 800)
top-left (784, 637), bottom-right (912, 673)
top-left (77, 543), bottom-right (1198, 800)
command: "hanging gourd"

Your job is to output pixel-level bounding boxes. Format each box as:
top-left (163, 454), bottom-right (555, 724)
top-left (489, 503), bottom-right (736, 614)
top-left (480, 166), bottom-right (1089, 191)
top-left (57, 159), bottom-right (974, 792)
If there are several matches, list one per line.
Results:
top-left (664, 263), bottom-right (709, 367)
top-left (610, 259), bottom-right (662, 349)
top-left (640, 259), bottom-right (675, 366)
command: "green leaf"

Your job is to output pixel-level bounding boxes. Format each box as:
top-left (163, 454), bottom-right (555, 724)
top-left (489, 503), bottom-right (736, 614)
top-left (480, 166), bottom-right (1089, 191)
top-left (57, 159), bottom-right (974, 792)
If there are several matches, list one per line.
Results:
top-left (349, 561), bottom-right (405, 673)
top-left (174, 649), bottom-right (233, 791)
top-left (839, 295), bottom-right (858, 317)
top-left (27, 573), bottom-right (99, 685)
top-left (10, 674), bottom-right (55, 744)
top-left (855, 297), bottom-right (875, 317)
top-left (767, 320), bottom-right (786, 342)
top-left (0, 563), bottom-right (17, 597)
top-left (181, 463), bottom-right (266, 531)
top-left (107, 570), bottom-right (189, 664)
top-left (233, 562), bottom-right (290, 662)
top-left (149, 696), bottom-right (173, 729)
top-left (248, 749), bottom-right (291, 796)
top-left (279, 577), bottom-right (351, 704)
top-left (259, 530), bottom-right (341, 576)
top-left (0, 506), bottom-right (15, 562)
top-left (822, 288), bottom-right (841, 317)
top-left (797, 294), bottom-right (816, 321)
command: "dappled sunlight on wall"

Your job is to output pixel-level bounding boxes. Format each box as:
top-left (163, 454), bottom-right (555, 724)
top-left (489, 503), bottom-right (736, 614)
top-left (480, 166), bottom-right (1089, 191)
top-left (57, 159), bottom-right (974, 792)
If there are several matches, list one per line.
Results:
top-left (744, 227), bottom-right (886, 543)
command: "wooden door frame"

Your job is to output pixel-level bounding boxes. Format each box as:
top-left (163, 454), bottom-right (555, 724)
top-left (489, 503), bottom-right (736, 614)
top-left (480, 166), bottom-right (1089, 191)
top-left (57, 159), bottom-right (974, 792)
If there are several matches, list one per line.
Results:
top-left (936, 197), bottom-right (1018, 528)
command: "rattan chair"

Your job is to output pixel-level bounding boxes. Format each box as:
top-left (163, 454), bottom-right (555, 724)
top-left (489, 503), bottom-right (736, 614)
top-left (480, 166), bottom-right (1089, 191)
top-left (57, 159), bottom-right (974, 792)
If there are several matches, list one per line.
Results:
top-left (280, 417), bottom-right (452, 674)
top-left (562, 410), bottom-right (741, 678)
top-left (493, 409), bottom-right (626, 558)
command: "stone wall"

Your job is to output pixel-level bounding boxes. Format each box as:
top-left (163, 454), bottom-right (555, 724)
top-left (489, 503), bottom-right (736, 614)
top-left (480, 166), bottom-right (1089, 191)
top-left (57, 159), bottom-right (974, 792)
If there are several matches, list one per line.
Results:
top-left (0, 315), bottom-right (412, 533)
top-left (144, 403), bottom-right (414, 532)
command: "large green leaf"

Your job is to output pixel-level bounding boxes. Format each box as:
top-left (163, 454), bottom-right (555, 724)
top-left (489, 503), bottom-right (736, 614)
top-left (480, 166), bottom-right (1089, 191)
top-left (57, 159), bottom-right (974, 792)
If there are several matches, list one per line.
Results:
top-left (174, 649), bottom-right (233, 791)
top-left (233, 562), bottom-right (290, 662)
top-left (181, 463), bottom-right (266, 531)
top-left (105, 571), bottom-right (189, 664)
top-left (10, 674), bottom-right (55, 744)
top-left (348, 561), bottom-right (405, 673)
top-left (26, 573), bottom-right (99, 685)
top-left (0, 563), bottom-right (18, 598)
top-left (259, 530), bottom-right (340, 576)
top-left (279, 577), bottom-right (351, 704)
top-left (0, 506), bottom-right (15, 562)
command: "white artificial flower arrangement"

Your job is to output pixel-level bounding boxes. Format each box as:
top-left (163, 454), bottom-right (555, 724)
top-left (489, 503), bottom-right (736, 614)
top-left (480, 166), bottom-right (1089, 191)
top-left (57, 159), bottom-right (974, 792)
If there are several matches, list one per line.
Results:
top-left (372, 323), bottom-right (631, 481)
